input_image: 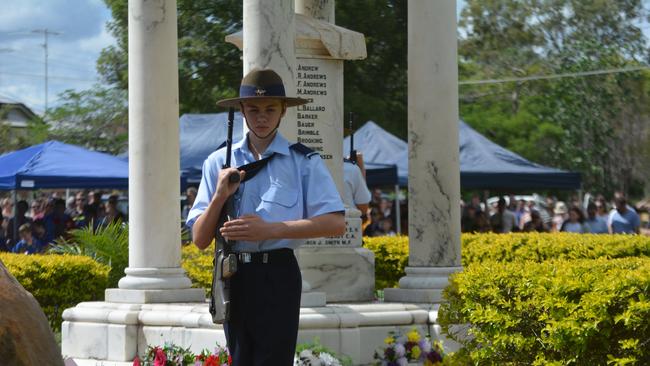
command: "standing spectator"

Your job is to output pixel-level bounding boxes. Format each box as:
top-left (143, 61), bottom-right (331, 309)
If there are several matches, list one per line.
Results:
top-left (561, 206), bottom-right (589, 233)
top-left (85, 191), bottom-right (102, 225)
top-left (380, 218), bottom-right (396, 236)
top-left (461, 205), bottom-right (479, 233)
top-left (342, 158), bottom-right (371, 218)
top-left (523, 210), bottom-right (549, 232)
top-left (42, 199), bottom-right (74, 244)
top-left (6, 200), bottom-right (32, 248)
top-left (474, 210), bottom-right (492, 232)
top-left (69, 192), bottom-right (90, 228)
top-left (65, 196), bottom-right (76, 216)
top-left (608, 196), bottom-right (640, 234)
top-left (182, 187), bottom-right (198, 222)
top-left (11, 223), bottom-right (43, 255)
top-left (1, 198), bottom-right (13, 219)
top-left (552, 201), bottom-right (568, 232)
top-left (595, 196), bottom-right (609, 218)
top-left (29, 199), bottom-right (45, 221)
top-left (585, 203), bottom-right (608, 234)
top-left (490, 197), bottom-right (517, 233)
top-left (96, 194), bottom-right (125, 228)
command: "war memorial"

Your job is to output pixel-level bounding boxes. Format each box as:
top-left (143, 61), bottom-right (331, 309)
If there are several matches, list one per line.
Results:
top-left (59, 0), bottom-right (462, 364)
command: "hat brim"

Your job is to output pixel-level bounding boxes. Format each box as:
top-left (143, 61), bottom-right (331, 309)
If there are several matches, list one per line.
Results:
top-left (216, 96), bottom-right (310, 108)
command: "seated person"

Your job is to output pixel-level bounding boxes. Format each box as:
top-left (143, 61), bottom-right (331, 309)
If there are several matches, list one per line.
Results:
top-left (11, 223), bottom-right (44, 255)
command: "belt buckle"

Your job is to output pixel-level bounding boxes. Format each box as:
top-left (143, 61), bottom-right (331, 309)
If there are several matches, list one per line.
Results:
top-left (240, 253), bottom-right (251, 263)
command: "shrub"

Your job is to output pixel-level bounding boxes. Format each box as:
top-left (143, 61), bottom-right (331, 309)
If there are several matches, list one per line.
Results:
top-left (1, 253), bottom-right (109, 332)
top-left (49, 221), bottom-right (128, 288)
top-left (461, 233), bottom-right (650, 266)
top-left (362, 236), bottom-right (409, 289)
top-left (181, 242), bottom-right (214, 297)
top-left (363, 233), bottom-right (650, 290)
top-left (438, 257), bottom-right (650, 365)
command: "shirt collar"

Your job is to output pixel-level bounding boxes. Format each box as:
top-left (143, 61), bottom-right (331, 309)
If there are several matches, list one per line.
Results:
top-left (233, 132), bottom-right (291, 157)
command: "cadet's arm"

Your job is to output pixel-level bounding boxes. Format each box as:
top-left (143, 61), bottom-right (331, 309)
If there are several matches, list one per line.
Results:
top-left (220, 212), bottom-right (345, 242)
top-left (270, 212), bottom-right (345, 239)
top-left (192, 194), bottom-right (227, 250)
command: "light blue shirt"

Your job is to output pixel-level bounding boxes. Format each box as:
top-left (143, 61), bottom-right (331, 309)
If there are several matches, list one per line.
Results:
top-left (585, 216), bottom-right (608, 234)
top-left (608, 208), bottom-right (640, 234)
top-left (187, 132), bottom-right (344, 252)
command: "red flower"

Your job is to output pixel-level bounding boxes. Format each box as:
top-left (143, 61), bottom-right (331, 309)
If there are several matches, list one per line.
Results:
top-left (228, 354), bottom-right (232, 365)
top-left (204, 354), bottom-right (220, 366)
top-left (132, 356), bottom-right (141, 366)
top-left (153, 348), bottom-right (167, 366)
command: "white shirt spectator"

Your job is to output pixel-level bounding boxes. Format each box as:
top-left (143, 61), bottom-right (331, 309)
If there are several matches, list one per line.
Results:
top-left (343, 161), bottom-right (371, 210)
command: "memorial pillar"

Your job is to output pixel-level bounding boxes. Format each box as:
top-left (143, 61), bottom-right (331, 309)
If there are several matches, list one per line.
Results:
top-left (105, 0), bottom-right (203, 303)
top-left (384, 0), bottom-right (462, 303)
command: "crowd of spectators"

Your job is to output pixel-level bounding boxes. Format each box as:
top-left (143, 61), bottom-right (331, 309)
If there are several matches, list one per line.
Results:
top-left (363, 188), bottom-right (404, 237)
top-left (461, 193), bottom-right (644, 235)
top-left (0, 191), bottom-right (126, 254)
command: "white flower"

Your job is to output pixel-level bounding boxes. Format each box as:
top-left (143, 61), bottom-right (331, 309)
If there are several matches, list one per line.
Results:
top-left (420, 339), bottom-right (432, 353)
top-left (394, 343), bottom-right (406, 357)
top-left (397, 357), bottom-right (408, 366)
top-left (295, 350), bottom-right (321, 366)
top-left (319, 352), bottom-right (341, 366)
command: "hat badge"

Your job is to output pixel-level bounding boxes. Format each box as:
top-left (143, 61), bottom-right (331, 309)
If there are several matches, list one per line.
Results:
top-left (255, 88), bottom-right (266, 96)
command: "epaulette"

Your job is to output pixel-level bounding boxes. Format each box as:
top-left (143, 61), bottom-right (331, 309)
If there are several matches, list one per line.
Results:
top-left (216, 141), bottom-right (227, 151)
top-left (290, 143), bottom-right (319, 159)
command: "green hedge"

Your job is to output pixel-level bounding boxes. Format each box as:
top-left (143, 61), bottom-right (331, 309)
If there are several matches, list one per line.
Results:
top-left (462, 233), bottom-right (650, 265)
top-left (181, 242), bottom-right (213, 297)
top-left (362, 233), bottom-right (650, 290)
top-left (1, 253), bottom-right (109, 332)
top-left (438, 257), bottom-right (650, 365)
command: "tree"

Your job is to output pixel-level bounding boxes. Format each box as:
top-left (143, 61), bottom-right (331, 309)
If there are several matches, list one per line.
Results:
top-left (336, 0), bottom-right (408, 139)
top-left (47, 86), bottom-right (128, 155)
top-left (99, 0), bottom-right (243, 113)
top-left (459, 0), bottom-right (650, 194)
top-left (0, 106), bottom-right (49, 154)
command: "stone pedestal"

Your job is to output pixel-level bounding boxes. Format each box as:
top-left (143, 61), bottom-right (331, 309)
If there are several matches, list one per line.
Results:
top-left (384, 0), bottom-right (462, 303)
top-left (62, 301), bottom-right (460, 365)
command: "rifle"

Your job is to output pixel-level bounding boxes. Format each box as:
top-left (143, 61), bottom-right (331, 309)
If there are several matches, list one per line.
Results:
top-left (348, 112), bottom-right (357, 164)
top-left (210, 107), bottom-right (241, 323)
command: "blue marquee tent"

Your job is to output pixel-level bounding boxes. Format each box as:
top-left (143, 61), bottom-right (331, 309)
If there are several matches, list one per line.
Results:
top-left (458, 121), bottom-right (581, 189)
top-left (0, 141), bottom-right (130, 190)
top-left (180, 113), bottom-right (244, 183)
top-left (344, 120), bottom-right (581, 189)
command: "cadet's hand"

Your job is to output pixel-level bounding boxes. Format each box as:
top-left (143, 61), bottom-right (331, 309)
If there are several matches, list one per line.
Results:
top-left (215, 168), bottom-right (245, 199)
top-left (220, 214), bottom-right (274, 242)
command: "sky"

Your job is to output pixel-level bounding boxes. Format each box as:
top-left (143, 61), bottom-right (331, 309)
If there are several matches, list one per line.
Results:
top-left (0, 0), bottom-right (646, 116)
top-left (0, 0), bottom-right (115, 115)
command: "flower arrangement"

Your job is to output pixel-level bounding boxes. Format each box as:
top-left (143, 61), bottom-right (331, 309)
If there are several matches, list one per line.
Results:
top-left (132, 343), bottom-right (231, 366)
top-left (294, 338), bottom-right (352, 366)
top-left (373, 328), bottom-right (444, 366)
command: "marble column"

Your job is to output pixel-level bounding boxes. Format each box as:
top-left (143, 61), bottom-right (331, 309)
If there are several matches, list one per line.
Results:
top-left (105, 0), bottom-right (203, 303)
top-left (243, 0), bottom-right (298, 142)
top-left (384, 0), bottom-right (462, 304)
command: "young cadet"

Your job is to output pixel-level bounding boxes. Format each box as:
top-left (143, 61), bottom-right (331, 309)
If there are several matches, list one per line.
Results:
top-left (186, 69), bottom-right (345, 365)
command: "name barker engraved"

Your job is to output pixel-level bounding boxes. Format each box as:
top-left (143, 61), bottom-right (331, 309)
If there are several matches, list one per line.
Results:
top-left (295, 61), bottom-right (332, 159)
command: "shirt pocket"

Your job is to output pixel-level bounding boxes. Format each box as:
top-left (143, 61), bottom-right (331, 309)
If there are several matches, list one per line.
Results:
top-left (261, 184), bottom-right (298, 208)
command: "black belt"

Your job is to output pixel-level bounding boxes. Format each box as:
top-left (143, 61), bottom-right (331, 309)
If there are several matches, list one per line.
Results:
top-left (237, 249), bottom-right (293, 265)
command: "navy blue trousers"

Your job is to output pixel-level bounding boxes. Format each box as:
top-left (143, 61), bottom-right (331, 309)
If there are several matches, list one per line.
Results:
top-left (224, 249), bottom-right (302, 366)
